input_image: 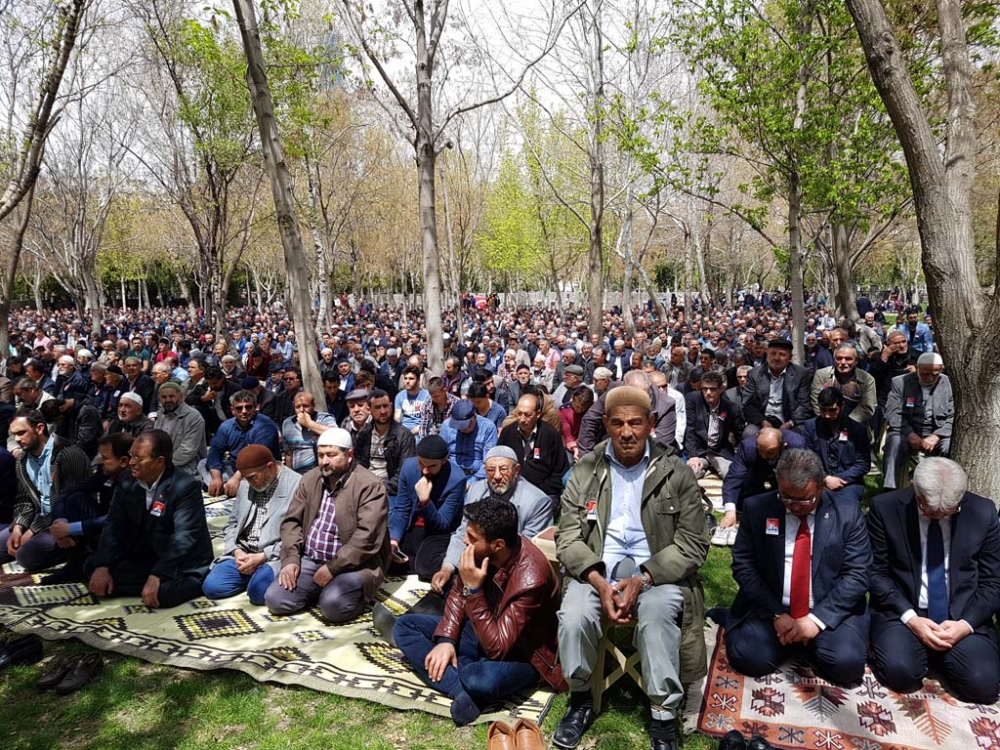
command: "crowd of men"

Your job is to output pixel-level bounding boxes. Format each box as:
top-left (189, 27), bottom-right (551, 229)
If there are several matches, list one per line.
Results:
top-left (0, 290), bottom-right (991, 750)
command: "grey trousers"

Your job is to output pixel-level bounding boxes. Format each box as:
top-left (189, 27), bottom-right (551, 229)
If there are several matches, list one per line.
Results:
top-left (882, 432), bottom-right (950, 490)
top-left (264, 557), bottom-right (366, 624)
top-left (692, 453), bottom-right (732, 481)
top-left (557, 578), bottom-right (685, 719)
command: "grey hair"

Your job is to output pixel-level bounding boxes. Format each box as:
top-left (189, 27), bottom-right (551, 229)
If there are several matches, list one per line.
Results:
top-left (913, 457), bottom-right (967, 512)
top-left (834, 343), bottom-right (858, 357)
top-left (736, 365), bottom-right (752, 375)
top-left (623, 369), bottom-right (650, 389)
top-left (776, 448), bottom-right (826, 489)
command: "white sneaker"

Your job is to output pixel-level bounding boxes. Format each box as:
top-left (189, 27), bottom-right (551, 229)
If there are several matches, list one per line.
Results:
top-left (711, 526), bottom-right (729, 546)
top-left (726, 526), bottom-right (739, 546)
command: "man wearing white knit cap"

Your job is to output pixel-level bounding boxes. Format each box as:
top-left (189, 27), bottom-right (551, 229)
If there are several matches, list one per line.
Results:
top-left (882, 351), bottom-right (953, 489)
top-left (265, 427), bottom-right (391, 623)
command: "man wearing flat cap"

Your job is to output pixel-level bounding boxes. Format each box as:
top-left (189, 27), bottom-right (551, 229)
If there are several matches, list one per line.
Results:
top-left (552, 364), bottom-right (585, 406)
top-left (154, 382), bottom-right (206, 477)
top-left (341, 388), bottom-right (372, 437)
top-left (265, 427), bottom-right (390, 623)
top-left (203, 444), bottom-right (301, 605)
top-left (740, 338), bottom-right (813, 438)
top-left (438, 400), bottom-right (498, 481)
top-left (389, 434), bottom-right (468, 580)
top-left (554, 386), bottom-right (708, 750)
top-left (882, 352), bottom-right (953, 490)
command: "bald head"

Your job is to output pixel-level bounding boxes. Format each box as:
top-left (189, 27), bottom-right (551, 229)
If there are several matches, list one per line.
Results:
top-left (756, 427), bottom-right (783, 460)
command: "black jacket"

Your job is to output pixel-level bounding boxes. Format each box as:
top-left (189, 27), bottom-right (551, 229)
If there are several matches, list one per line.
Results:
top-left (742, 362), bottom-right (813, 428)
top-left (91, 466), bottom-right (214, 579)
top-left (498, 421), bottom-right (569, 497)
top-left (683, 392), bottom-right (736, 459)
top-left (354, 420), bottom-right (417, 497)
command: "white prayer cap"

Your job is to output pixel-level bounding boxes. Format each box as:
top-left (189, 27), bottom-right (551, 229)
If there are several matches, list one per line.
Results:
top-left (917, 352), bottom-right (944, 367)
top-left (317, 427), bottom-right (353, 450)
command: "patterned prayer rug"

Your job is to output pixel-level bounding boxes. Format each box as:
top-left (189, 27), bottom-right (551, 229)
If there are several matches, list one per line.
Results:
top-left (0, 496), bottom-right (555, 725)
top-left (683, 624), bottom-right (1000, 750)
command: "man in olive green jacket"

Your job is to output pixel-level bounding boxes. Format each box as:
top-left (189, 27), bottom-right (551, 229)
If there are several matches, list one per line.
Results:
top-left (553, 386), bottom-right (708, 750)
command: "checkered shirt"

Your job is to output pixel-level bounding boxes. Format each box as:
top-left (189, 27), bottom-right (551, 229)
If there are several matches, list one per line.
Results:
top-left (238, 475), bottom-right (279, 553)
top-left (305, 487), bottom-right (341, 561)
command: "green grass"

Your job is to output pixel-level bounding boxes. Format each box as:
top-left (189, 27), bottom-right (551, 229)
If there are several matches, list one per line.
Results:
top-left (1, 549), bottom-right (741, 750)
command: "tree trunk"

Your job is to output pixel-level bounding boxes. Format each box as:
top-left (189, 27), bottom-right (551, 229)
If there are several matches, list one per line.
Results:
top-left (439, 165), bottom-right (464, 346)
top-left (416, 62), bottom-right (444, 374)
top-left (788, 173), bottom-right (807, 366)
top-left (832, 221), bottom-right (859, 321)
top-left (306, 161), bottom-right (330, 330)
top-left (233, 0), bottom-right (323, 399)
top-left (587, 0), bottom-right (605, 338)
top-left (0, 185), bottom-right (36, 355)
top-left (846, 0), bottom-right (1000, 499)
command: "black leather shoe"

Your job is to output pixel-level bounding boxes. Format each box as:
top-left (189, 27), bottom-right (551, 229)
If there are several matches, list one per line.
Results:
top-left (0, 634), bottom-right (43, 669)
top-left (371, 602), bottom-right (398, 647)
top-left (37, 654), bottom-right (81, 689)
top-left (747, 735), bottom-right (773, 750)
top-left (55, 652), bottom-right (104, 695)
top-left (650, 737), bottom-right (680, 750)
top-left (719, 729), bottom-right (748, 750)
top-left (552, 703), bottom-right (596, 749)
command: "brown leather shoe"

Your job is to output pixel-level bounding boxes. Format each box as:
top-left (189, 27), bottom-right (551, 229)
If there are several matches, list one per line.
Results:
top-left (513, 719), bottom-right (546, 750)
top-left (55, 652), bottom-right (104, 695)
top-left (487, 721), bottom-right (516, 750)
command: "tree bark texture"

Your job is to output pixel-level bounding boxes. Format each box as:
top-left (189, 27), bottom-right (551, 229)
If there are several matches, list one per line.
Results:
top-left (846, 0), bottom-right (1000, 499)
top-left (232, 0), bottom-right (322, 399)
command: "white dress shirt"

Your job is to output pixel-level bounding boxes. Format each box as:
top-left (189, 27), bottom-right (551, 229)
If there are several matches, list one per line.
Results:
top-left (782, 509), bottom-right (826, 630)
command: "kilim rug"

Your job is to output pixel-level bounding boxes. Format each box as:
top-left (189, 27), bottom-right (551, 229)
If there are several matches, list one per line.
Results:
top-left (683, 624), bottom-right (1000, 750)
top-left (0, 496), bottom-right (555, 725)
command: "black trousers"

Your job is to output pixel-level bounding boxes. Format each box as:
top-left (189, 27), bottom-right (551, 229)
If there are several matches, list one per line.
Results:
top-left (871, 614), bottom-right (1000, 704)
top-left (398, 527), bottom-right (452, 582)
top-left (725, 611), bottom-right (869, 685)
top-left (84, 558), bottom-right (206, 609)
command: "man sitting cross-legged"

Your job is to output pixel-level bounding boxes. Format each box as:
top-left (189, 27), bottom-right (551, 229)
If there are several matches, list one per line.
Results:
top-left (393, 498), bottom-right (565, 725)
top-left (719, 448), bottom-right (871, 686)
top-left (202, 444), bottom-right (301, 605)
top-left (264, 428), bottom-right (390, 624)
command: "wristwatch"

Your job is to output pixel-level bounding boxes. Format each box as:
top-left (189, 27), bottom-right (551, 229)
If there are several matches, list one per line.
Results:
top-left (463, 585), bottom-right (482, 597)
top-left (639, 572), bottom-right (653, 594)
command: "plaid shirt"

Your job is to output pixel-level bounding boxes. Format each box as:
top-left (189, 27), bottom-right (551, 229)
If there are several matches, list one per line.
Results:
top-left (418, 393), bottom-right (457, 439)
top-left (305, 487), bottom-right (341, 561)
top-left (238, 475), bottom-right (279, 553)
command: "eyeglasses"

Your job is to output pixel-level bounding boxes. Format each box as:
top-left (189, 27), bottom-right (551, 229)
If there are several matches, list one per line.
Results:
top-left (128, 453), bottom-right (157, 463)
top-left (702, 386), bottom-right (720, 393)
top-left (232, 404), bottom-right (256, 412)
top-left (779, 493), bottom-right (818, 506)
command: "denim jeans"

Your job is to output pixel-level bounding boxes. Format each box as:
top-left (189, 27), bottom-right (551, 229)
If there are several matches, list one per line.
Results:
top-left (202, 558), bottom-right (275, 606)
top-left (394, 614), bottom-right (538, 702)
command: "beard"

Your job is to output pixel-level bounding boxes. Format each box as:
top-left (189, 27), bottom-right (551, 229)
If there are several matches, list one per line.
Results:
top-left (487, 479), bottom-right (516, 502)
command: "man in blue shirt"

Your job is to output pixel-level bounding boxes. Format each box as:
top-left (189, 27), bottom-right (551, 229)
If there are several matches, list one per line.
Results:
top-left (894, 307), bottom-right (934, 354)
top-left (389, 435), bottom-right (467, 580)
top-left (204, 390), bottom-right (280, 497)
top-left (438, 400), bottom-right (498, 481)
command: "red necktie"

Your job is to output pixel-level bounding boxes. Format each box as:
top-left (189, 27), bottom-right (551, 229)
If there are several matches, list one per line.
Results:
top-left (789, 516), bottom-right (811, 618)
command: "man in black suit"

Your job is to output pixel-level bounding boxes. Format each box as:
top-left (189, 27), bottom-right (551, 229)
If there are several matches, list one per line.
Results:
top-left (186, 365), bottom-right (241, 439)
top-left (867, 458), bottom-right (1000, 704)
top-left (683, 371), bottom-right (735, 480)
top-left (86, 429), bottom-right (214, 609)
top-left (740, 339), bottom-right (813, 438)
top-left (801, 387), bottom-right (870, 503)
top-left (720, 449), bottom-right (871, 685)
top-left (122, 356), bottom-right (157, 414)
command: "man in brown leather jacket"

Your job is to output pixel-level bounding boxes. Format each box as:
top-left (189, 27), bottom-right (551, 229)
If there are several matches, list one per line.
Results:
top-left (393, 497), bottom-right (565, 726)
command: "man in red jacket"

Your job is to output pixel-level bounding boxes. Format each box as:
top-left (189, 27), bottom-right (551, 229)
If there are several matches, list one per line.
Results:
top-left (393, 498), bottom-right (564, 725)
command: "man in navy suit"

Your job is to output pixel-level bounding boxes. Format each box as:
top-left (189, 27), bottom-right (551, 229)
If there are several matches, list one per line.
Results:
top-left (740, 339), bottom-right (813, 438)
top-left (801, 387), bottom-right (870, 503)
top-left (720, 448), bottom-right (871, 684)
top-left (868, 458), bottom-right (1000, 704)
